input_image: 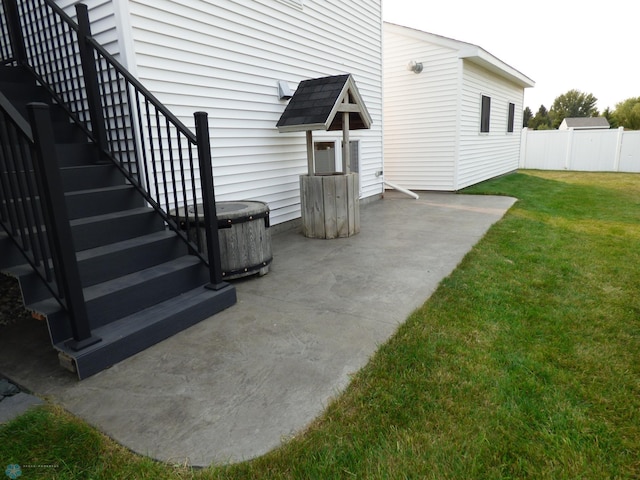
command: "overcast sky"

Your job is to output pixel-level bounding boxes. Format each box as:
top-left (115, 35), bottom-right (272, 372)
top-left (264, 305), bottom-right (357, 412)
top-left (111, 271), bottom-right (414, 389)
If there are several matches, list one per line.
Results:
top-left (383, 0), bottom-right (639, 113)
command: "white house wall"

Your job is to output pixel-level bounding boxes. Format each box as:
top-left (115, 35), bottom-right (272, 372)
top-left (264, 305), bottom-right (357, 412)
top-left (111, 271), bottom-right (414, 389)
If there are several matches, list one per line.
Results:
top-left (384, 23), bottom-right (530, 192)
top-left (54, 0), bottom-right (121, 56)
top-left (383, 24), bottom-right (459, 191)
top-left (457, 61), bottom-right (524, 189)
top-left (120, 0), bottom-right (383, 226)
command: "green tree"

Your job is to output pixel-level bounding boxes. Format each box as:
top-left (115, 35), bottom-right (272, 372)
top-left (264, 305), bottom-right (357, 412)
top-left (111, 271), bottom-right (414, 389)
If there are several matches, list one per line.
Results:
top-left (528, 105), bottom-right (551, 130)
top-left (613, 97), bottom-right (640, 130)
top-left (523, 106), bottom-right (533, 127)
top-left (602, 107), bottom-right (619, 129)
top-left (549, 89), bottom-right (599, 129)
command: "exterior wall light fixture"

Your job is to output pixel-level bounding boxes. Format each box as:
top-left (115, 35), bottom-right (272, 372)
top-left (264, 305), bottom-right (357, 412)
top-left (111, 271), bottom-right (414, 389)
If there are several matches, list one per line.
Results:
top-left (407, 60), bottom-right (423, 74)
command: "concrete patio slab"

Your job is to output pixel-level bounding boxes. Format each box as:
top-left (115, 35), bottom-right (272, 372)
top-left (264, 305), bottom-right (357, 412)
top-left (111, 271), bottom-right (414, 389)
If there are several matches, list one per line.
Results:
top-left (0, 191), bottom-right (516, 466)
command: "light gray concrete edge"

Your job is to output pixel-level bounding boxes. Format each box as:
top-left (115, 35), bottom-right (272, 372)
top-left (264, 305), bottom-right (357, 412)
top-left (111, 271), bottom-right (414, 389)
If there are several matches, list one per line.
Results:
top-left (0, 392), bottom-right (44, 424)
top-left (0, 191), bottom-right (516, 466)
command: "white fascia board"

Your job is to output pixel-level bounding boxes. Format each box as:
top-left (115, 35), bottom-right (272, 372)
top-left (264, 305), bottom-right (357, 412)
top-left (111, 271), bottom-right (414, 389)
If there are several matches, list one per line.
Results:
top-left (277, 123), bottom-right (327, 133)
top-left (384, 23), bottom-right (535, 89)
top-left (459, 46), bottom-right (535, 88)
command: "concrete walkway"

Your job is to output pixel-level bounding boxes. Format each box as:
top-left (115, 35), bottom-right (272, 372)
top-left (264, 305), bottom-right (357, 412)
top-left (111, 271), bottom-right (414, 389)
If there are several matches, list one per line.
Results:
top-left (0, 191), bottom-right (515, 466)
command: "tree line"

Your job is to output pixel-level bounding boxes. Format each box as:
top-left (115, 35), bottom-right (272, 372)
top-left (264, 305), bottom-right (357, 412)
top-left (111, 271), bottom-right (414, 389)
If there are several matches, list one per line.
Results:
top-left (523, 89), bottom-right (640, 130)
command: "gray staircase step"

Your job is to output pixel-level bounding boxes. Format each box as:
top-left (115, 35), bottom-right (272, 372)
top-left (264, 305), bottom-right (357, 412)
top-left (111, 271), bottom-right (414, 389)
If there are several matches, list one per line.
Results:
top-left (71, 207), bottom-right (165, 250)
top-left (52, 118), bottom-right (89, 144)
top-left (0, 64), bottom-right (237, 380)
top-left (55, 143), bottom-right (100, 167)
top-left (83, 255), bottom-right (209, 328)
top-left (55, 283), bottom-right (237, 379)
top-left (1, 159), bottom-right (123, 195)
top-left (3, 201), bottom-right (164, 252)
top-left (0, 66), bottom-right (33, 83)
top-left (2, 230), bottom-right (187, 301)
top-left (0, 72), bottom-right (87, 144)
top-left (61, 164), bottom-right (125, 191)
top-left (26, 254), bottom-right (220, 344)
top-left (76, 230), bottom-right (185, 286)
top-left (0, 82), bottom-right (49, 107)
top-left (65, 184), bottom-right (144, 219)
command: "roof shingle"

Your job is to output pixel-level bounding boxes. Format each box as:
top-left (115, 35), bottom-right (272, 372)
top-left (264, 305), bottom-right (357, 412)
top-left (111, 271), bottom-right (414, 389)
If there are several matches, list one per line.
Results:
top-left (276, 74), bottom-right (372, 132)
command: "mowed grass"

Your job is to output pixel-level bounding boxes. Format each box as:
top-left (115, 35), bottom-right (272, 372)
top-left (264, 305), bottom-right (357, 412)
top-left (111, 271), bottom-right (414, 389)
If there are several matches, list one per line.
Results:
top-left (1, 170), bottom-right (639, 479)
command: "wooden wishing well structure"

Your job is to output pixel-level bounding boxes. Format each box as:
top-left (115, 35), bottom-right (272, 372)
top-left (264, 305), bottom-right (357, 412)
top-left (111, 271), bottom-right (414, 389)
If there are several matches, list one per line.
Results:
top-left (276, 74), bottom-right (372, 238)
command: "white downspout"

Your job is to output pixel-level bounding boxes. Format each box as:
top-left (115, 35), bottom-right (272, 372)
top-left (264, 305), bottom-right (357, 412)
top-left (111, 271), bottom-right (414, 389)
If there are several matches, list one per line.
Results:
top-left (384, 180), bottom-right (419, 200)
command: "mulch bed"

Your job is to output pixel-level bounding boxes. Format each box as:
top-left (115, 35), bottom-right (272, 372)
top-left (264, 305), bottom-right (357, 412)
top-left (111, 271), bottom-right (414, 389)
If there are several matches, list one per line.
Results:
top-left (0, 274), bottom-right (32, 327)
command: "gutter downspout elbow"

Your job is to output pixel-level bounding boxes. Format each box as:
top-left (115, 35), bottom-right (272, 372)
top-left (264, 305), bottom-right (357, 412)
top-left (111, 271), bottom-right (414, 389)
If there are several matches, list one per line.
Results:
top-left (384, 180), bottom-right (419, 200)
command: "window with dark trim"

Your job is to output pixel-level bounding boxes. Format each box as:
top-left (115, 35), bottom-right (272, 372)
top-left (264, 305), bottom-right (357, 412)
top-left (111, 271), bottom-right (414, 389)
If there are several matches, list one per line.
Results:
top-left (480, 95), bottom-right (491, 133)
top-left (507, 102), bottom-right (515, 133)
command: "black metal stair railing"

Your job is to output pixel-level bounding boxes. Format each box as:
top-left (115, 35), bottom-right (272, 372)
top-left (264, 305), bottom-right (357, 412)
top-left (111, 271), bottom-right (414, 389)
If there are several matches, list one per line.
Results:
top-left (0, 96), bottom-right (52, 285)
top-left (0, 96), bottom-right (100, 349)
top-left (0, 0), bottom-right (18, 63)
top-left (1, 0), bottom-right (225, 288)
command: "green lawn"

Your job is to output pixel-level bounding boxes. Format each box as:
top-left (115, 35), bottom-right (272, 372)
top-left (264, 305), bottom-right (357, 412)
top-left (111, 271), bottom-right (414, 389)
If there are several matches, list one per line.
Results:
top-left (2, 170), bottom-right (639, 479)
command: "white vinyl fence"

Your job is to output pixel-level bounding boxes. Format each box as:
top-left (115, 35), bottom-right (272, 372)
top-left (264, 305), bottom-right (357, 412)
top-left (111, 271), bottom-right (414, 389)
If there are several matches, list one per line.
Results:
top-left (520, 127), bottom-right (640, 172)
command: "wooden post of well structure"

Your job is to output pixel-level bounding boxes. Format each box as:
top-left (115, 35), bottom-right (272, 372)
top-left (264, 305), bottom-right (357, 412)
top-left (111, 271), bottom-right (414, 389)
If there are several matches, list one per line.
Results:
top-left (306, 130), bottom-right (314, 175)
top-left (342, 108), bottom-right (350, 174)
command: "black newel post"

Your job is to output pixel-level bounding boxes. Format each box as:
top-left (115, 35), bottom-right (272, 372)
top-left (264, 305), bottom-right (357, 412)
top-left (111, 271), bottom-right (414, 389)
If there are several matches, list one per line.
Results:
top-left (194, 111), bottom-right (227, 291)
top-left (75, 3), bottom-right (108, 156)
top-left (4, 0), bottom-right (28, 64)
top-left (28, 103), bottom-right (101, 350)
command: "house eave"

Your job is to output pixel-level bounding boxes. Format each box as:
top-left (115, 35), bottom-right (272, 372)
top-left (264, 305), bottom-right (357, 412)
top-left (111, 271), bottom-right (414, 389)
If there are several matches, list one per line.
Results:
top-left (459, 47), bottom-right (535, 88)
top-left (383, 23), bottom-right (535, 89)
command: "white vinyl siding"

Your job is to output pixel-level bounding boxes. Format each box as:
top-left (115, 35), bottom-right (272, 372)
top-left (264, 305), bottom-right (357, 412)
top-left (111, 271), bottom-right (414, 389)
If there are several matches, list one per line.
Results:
top-left (383, 24), bottom-right (459, 191)
top-left (54, 0), bottom-right (121, 57)
top-left (124, 0), bottom-right (383, 225)
top-left (384, 23), bottom-right (529, 192)
top-left (457, 61), bottom-right (524, 189)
